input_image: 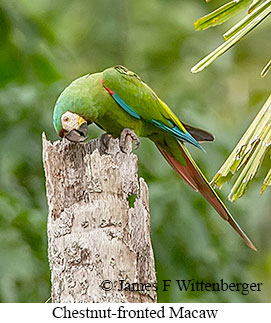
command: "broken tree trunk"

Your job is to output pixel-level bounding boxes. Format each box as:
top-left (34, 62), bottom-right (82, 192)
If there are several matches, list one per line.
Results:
top-left (42, 133), bottom-right (157, 302)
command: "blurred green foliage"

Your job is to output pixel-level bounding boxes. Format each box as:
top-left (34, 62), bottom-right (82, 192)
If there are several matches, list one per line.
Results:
top-left (0, 0), bottom-right (270, 302)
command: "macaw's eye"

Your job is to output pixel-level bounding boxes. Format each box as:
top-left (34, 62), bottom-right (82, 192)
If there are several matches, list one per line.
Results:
top-left (63, 116), bottom-right (69, 122)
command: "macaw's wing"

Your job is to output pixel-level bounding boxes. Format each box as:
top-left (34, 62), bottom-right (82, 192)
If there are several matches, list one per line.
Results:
top-left (102, 66), bottom-right (213, 148)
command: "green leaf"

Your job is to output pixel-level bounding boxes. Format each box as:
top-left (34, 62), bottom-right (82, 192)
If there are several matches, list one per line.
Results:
top-left (248, 0), bottom-right (264, 13)
top-left (261, 167), bottom-right (271, 193)
top-left (228, 126), bottom-right (271, 201)
top-left (261, 59), bottom-right (271, 77)
top-left (224, 0), bottom-right (271, 40)
top-left (191, 2), bottom-right (271, 73)
top-left (194, 0), bottom-right (251, 31)
top-left (212, 95), bottom-right (271, 201)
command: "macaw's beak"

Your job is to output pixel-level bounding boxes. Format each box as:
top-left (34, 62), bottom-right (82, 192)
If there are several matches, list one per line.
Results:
top-left (65, 120), bottom-right (88, 142)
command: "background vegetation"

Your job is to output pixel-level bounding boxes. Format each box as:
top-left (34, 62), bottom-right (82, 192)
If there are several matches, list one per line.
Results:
top-left (0, 0), bottom-right (270, 302)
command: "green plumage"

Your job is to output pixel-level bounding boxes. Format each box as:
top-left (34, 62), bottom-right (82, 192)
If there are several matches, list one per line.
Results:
top-left (54, 66), bottom-right (203, 163)
top-left (53, 65), bottom-right (256, 251)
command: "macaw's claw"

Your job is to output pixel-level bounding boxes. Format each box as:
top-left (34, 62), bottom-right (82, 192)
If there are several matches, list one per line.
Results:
top-left (119, 128), bottom-right (140, 153)
top-left (100, 133), bottom-right (113, 152)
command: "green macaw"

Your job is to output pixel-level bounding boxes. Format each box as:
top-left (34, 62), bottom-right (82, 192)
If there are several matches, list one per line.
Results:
top-left (53, 65), bottom-right (256, 251)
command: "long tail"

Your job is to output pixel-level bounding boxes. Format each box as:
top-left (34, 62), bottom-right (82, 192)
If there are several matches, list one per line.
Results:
top-left (156, 142), bottom-right (257, 251)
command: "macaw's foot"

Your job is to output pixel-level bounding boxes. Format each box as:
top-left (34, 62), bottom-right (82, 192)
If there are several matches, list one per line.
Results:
top-left (100, 133), bottom-right (114, 152)
top-left (119, 128), bottom-right (140, 153)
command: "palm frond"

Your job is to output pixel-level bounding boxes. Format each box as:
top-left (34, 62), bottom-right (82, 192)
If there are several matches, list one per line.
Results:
top-left (223, 0), bottom-right (271, 39)
top-left (195, 0), bottom-right (251, 31)
top-left (212, 95), bottom-right (271, 201)
top-left (261, 167), bottom-right (271, 193)
top-left (191, 0), bottom-right (271, 74)
top-left (249, 0), bottom-right (265, 13)
top-left (261, 59), bottom-right (271, 77)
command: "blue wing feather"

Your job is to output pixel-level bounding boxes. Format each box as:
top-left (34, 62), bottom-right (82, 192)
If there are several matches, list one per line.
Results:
top-left (112, 93), bottom-right (141, 120)
top-left (151, 119), bottom-right (205, 151)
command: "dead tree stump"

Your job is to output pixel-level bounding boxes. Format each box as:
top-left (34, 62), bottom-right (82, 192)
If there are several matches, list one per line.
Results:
top-left (42, 133), bottom-right (157, 302)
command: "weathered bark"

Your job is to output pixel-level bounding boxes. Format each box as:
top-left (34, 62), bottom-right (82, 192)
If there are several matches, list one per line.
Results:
top-left (42, 133), bottom-right (157, 302)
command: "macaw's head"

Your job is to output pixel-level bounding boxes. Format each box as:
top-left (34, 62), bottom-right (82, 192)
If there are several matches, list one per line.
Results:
top-left (57, 111), bottom-right (88, 142)
top-left (53, 72), bottom-right (102, 142)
